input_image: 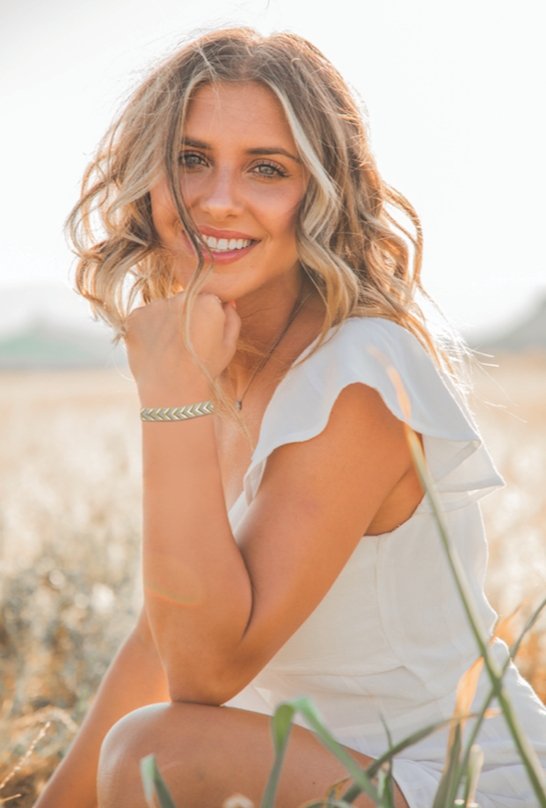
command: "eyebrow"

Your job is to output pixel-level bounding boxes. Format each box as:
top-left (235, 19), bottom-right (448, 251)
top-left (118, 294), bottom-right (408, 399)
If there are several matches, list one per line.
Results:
top-left (181, 137), bottom-right (301, 163)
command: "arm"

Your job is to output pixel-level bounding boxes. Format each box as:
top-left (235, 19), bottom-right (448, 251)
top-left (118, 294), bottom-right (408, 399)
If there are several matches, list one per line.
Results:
top-left (127, 292), bottom-right (420, 705)
top-left (34, 609), bottom-right (169, 808)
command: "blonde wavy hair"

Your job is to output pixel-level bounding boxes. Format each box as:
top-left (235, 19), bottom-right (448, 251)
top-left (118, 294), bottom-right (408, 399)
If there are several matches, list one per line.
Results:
top-left (68, 27), bottom-right (453, 372)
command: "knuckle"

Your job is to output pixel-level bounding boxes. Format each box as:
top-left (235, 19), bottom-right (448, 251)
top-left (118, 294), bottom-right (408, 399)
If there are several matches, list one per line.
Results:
top-left (198, 294), bottom-right (216, 310)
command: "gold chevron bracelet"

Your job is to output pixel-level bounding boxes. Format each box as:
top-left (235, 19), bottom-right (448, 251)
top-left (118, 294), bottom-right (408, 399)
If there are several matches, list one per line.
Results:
top-left (140, 401), bottom-right (214, 421)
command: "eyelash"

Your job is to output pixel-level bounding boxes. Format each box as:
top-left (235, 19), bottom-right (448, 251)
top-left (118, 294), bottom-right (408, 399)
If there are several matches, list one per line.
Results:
top-left (178, 151), bottom-right (207, 169)
top-left (252, 160), bottom-right (288, 179)
top-left (178, 151), bottom-right (289, 179)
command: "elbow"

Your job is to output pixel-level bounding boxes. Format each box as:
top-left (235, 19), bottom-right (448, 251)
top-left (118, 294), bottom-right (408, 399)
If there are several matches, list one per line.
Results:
top-left (166, 661), bottom-right (250, 707)
top-left (168, 683), bottom-right (227, 707)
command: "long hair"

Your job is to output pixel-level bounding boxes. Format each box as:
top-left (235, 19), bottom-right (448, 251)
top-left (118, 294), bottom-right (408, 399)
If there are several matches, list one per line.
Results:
top-left (68, 27), bottom-right (455, 373)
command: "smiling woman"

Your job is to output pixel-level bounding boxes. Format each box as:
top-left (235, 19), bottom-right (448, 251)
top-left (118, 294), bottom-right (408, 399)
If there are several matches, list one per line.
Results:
top-left (149, 82), bottom-right (308, 300)
top-left (35, 27), bottom-right (546, 808)
top-left (67, 28), bottom-right (432, 369)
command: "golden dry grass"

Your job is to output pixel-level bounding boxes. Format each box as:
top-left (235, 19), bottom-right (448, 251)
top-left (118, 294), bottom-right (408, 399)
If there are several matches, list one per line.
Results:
top-left (0, 353), bottom-right (544, 806)
top-left (0, 369), bottom-right (142, 805)
top-left (469, 352), bottom-right (546, 702)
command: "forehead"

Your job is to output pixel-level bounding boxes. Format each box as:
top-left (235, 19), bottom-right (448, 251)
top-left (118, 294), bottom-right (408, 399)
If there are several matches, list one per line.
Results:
top-left (184, 81), bottom-right (295, 146)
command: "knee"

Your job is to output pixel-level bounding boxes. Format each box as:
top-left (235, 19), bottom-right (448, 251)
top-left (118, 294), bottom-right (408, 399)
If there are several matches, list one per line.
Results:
top-left (98, 703), bottom-right (170, 808)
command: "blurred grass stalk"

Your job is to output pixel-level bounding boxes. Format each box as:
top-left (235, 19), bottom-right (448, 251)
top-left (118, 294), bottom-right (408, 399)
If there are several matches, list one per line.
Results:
top-left (404, 423), bottom-right (546, 805)
top-left (141, 367), bottom-right (546, 807)
top-left (386, 362), bottom-right (546, 804)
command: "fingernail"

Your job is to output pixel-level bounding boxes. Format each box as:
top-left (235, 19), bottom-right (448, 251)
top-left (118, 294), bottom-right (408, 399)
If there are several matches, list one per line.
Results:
top-left (231, 300), bottom-right (237, 309)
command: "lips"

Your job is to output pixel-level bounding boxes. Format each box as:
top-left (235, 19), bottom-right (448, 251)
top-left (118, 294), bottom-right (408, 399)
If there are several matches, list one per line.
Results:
top-left (181, 227), bottom-right (260, 264)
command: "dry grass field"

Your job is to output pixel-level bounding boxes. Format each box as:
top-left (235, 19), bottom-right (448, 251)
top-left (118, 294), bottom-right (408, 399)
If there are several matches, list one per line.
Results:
top-left (469, 352), bottom-right (546, 701)
top-left (0, 353), bottom-right (545, 806)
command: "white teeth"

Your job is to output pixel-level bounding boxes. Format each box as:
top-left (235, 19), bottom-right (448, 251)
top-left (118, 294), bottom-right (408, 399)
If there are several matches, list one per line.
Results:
top-left (202, 235), bottom-right (252, 251)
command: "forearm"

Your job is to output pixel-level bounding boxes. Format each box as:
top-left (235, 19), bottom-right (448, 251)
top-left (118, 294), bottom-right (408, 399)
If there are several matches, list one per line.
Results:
top-left (141, 388), bottom-right (253, 702)
top-left (34, 611), bottom-right (169, 808)
top-left (125, 294), bottom-right (251, 701)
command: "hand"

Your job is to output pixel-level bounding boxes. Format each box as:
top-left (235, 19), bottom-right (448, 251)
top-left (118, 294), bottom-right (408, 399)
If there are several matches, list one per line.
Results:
top-left (124, 293), bottom-right (241, 396)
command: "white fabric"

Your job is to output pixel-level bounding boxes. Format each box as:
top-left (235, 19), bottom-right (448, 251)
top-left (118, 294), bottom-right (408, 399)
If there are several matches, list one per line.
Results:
top-left (225, 318), bottom-right (546, 807)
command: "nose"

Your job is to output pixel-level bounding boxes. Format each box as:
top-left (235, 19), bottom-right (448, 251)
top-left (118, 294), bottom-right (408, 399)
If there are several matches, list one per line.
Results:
top-left (199, 166), bottom-right (243, 221)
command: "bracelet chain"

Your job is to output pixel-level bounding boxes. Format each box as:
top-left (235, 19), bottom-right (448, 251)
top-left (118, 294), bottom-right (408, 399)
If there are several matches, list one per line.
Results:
top-left (140, 402), bottom-right (214, 421)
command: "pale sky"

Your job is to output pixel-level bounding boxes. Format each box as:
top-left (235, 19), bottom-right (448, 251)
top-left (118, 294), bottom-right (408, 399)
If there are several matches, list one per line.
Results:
top-left (0, 0), bottom-right (544, 337)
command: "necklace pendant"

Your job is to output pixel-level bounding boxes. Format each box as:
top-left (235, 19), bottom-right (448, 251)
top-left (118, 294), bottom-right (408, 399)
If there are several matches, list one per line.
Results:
top-left (230, 290), bottom-right (311, 414)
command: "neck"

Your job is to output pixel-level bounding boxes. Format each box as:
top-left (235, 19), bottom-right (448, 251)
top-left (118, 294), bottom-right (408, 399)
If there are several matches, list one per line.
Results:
top-left (228, 272), bottom-right (308, 383)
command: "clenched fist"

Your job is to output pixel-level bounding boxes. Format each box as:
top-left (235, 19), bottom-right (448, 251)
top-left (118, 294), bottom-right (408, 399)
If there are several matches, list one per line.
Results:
top-left (124, 292), bottom-right (241, 402)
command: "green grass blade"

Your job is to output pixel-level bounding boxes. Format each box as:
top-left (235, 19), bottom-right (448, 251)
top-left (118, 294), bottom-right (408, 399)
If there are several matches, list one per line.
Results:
top-left (289, 696), bottom-right (379, 803)
top-left (376, 762), bottom-right (395, 808)
top-left (404, 428), bottom-right (546, 805)
top-left (509, 596), bottom-right (546, 661)
top-left (457, 595), bottom-right (546, 793)
top-left (491, 682), bottom-right (546, 804)
top-left (140, 754), bottom-right (178, 808)
top-left (463, 744), bottom-right (484, 805)
top-left (458, 686), bottom-right (495, 792)
top-left (261, 696), bottom-right (379, 806)
top-left (342, 716), bottom-right (461, 804)
top-left (379, 714), bottom-right (393, 752)
top-left (431, 723), bottom-right (462, 808)
top-left (459, 622), bottom-right (543, 803)
top-left (457, 595), bottom-right (546, 798)
top-left (271, 702), bottom-right (297, 754)
top-left (140, 754), bottom-right (156, 807)
top-left (363, 717), bottom-right (455, 780)
top-left (405, 430), bottom-right (492, 660)
top-left (260, 703), bottom-right (297, 808)
top-left (375, 717), bottom-right (395, 808)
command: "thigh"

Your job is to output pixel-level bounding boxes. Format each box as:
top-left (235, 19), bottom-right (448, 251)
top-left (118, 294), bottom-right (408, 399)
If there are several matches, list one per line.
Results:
top-left (98, 702), bottom-right (409, 808)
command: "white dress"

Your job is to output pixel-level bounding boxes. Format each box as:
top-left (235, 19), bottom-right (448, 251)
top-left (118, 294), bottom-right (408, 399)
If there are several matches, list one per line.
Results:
top-left (225, 317), bottom-right (546, 808)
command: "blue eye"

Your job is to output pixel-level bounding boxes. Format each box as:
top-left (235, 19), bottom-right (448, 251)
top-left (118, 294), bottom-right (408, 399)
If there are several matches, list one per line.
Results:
top-left (179, 151), bottom-right (206, 168)
top-left (253, 161), bottom-right (288, 178)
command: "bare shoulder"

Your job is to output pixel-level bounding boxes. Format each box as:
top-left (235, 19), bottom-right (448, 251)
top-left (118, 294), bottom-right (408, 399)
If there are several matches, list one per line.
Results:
top-left (256, 382), bottom-right (415, 535)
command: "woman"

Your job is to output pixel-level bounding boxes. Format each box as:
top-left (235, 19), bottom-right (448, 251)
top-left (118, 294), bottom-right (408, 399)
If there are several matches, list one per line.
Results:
top-left (35, 28), bottom-right (546, 808)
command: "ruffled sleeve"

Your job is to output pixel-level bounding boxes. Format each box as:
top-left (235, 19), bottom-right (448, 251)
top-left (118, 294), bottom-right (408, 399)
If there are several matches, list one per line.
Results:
top-left (243, 317), bottom-right (504, 512)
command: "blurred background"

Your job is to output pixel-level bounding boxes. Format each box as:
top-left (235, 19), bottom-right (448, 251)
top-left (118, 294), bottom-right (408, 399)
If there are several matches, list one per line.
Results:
top-left (1, 0), bottom-right (545, 356)
top-left (0, 0), bottom-right (545, 804)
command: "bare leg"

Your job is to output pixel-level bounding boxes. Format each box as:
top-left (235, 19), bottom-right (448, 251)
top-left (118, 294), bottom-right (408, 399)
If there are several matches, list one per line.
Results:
top-left (98, 703), bottom-right (409, 808)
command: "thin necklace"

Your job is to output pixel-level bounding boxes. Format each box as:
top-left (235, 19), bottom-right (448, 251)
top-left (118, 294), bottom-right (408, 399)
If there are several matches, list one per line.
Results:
top-left (231, 291), bottom-right (312, 410)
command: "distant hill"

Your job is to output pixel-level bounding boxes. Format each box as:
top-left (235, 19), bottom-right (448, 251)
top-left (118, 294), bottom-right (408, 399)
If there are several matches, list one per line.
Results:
top-left (0, 283), bottom-right (127, 370)
top-left (469, 296), bottom-right (546, 352)
top-left (0, 321), bottom-right (127, 370)
top-left (1, 282), bottom-right (544, 368)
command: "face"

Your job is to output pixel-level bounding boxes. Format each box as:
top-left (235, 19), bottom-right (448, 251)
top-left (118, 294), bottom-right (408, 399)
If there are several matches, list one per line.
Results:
top-left (149, 82), bottom-right (308, 303)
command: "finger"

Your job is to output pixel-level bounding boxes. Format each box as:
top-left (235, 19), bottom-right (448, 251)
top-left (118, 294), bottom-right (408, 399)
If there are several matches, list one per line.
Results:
top-left (196, 293), bottom-right (226, 321)
top-left (197, 292), bottom-right (223, 306)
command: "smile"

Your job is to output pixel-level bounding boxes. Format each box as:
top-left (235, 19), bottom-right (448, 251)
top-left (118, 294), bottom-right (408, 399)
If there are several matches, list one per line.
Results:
top-left (181, 231), bottom-right (259, 265)
top-left (202, 235), bottom-right (253, 252)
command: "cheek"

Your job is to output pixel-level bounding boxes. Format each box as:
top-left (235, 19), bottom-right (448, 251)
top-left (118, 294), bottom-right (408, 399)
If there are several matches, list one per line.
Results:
top-left (255, 190), bottom-right (304, 241)
top-left (277, 180), bottom-right (307, 238)
top-left (179, 172), bottom-right (202, 207)
top-left (278, 199), bottom-right (302, 246)
top-left (150, 182), bottom-right (179, 241)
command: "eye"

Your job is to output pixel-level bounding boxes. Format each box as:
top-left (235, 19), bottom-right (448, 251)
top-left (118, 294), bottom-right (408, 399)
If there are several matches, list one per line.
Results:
top-left (251, 160), bottom-right (288, 179)
top-left (179, 151), bottom-right (207, 169)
